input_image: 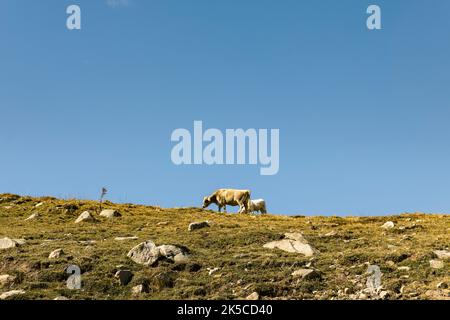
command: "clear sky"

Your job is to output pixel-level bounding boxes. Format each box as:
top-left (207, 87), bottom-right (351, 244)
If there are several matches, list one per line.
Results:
top-left (1, 0), bottom-right (450, 215)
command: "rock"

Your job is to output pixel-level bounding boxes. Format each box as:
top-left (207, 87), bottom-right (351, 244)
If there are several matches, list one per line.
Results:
top-left (54, 296), bottom-right (69, 300)
top-left (0, 237), bottom-right (25, 250)
top-left (48, 249), bottom-right (64, 259)
top-left (25, 213), bottom-right (39, 221)
top-left (437, 282), bottom-right (448, 289)
top-left (0, 275), bottom-right (16, 287)
top-left (379, 291), bottom-right (390, 300)
top-left (115, 270), bottom-right (133, 286)
top-left (127, 241), bottom-right (190, 266)
top-left (397, 266), bottom-right (410, 272)
top-left (100, 209), bottom-right (121, 218)
top-left (429, 260), bottom-right (444, 269)
top-left (0, 290), bottom-right (26, 300)
top-left (115, 236), bottom-right (138, 241)
top-left (381, 221), bottom-right (395, 229)
top-left (35, 202), bottom-right (44, 208)
top-left (132, 284), bottom-right (149, 295)
top-left (75, 211), bottom-right (95, 223)
top-left (207, 267), bottom-right (220, 276)
top-left (291, 269), bottom-right (321, 280)
top-left (114, 236), bottom-right (139, 241)
top-left (246, 292), bottom-right (259, 300)
top-left (433, 250), bottom-right (450, 260)
top-left (188, 221), bottom-right (210, 231)
top-left (263, 233), bottom-right (318, 257)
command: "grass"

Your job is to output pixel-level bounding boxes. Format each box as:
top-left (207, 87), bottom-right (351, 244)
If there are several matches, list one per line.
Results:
top-left (0, 193), bottom-right (449, 300)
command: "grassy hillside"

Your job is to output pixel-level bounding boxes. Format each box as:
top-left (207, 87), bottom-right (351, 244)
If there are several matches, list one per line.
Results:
top-left (0, 193), bottom-right (448, 300)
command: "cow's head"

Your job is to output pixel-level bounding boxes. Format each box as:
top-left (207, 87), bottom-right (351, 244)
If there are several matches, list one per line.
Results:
top-left (202, 196), bottom-right (212, 209)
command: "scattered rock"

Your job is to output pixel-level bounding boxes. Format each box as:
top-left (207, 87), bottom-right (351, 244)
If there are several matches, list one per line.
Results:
top-left (35, 202), bottom-right (44, 208)
top-left (381, 221), bottom-right (395, 229)
top-left (437, 282), bottom-right (448, 289)
top-left (188, 221), bottom-right (210, 232)
top-left (0, 237), bottom-right (25, 250)
top-left (429, 260), bottom-right (444, 269)
top-left (433, 250), bottom-right (450, 260)
top-left (0, 290), bottom-right (26, 300)
top-left (25, 213), bottom-right (39, 221)
top-left (246, 292), bottom-right (259, 300)
top-left (75, 211), bottom-right (95, 224)
top-left (291, 269), bottom-right (321, 280)
top-left (114, 236), bottom-right (138, 241)
top-left (127, 241), bottom-right (190, 266)
top-left (263, 233), bottom-right (318, 257)
top-left (397, 266), bottom-right (410, 272)
top-left (100, 209), bottom-right (121, 218)
top-left (48, 249), bottom-right (64, 259)
top-left (54, 296), bottom-right (69, 300)
top-left (132, 284), bottom-right (149, 295)
top-left (115, 270), bottom-right (133, 286)
top-left (379, 291), bottom-right (390, 300)
top-left (207, 268), bottom-right (220, 276)
top-left (0, 275), bottom-right (16, 287)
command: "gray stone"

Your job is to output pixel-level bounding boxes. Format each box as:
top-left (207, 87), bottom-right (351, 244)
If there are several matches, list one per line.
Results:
top-left (0, 275), bottom-right (16, 288)
top-left (127, 241), bottom-right (190, 266)
top-left (263, 233), bottom-right (318, 257)
top-left (381, 221), bottom-right (395, 229)
top-left (75, 211), bottom-right (95, 223)
top-left (0, 237), bottom-right (25, 250)
top-left (115, 270), bottom-right (133, 286)
top-left (25, 213), bottom-right (39, 221)
top-left (48, 248), bottom-right (64, 259)
top-left (291, 268), bottom-right (321, 280)
top-left (0, 290), bottom-right (26, 300)
top-left (429, 260), bottom-right (444, 269)
top-left (188, 221), bottom-right (210, 231)
top-left (433, 250), bottom-right (450, 260)
top-left (100, 209), bottom-right (121, 218)
top-left (132, 284), bottom-right (149, 295)
top-left (246, 292), bottom-right (259, 300)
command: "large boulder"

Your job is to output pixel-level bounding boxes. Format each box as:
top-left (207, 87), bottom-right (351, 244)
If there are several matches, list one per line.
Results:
top-left (127, 241), bottom-right (190, 266)
top-left (100, 209), bottom-right (121, 218)
top-left (75, 211), bottom-right (95, 224)
top-left (263, 233), bottom-right (318, 257)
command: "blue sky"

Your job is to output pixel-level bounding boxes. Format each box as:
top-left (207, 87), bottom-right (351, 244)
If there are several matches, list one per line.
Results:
top-left (1, 0), bottom-right (450, 215)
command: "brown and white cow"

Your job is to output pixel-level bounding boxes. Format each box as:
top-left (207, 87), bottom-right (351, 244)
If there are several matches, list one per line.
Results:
top-left (202, 189), bottom-right (251, 213)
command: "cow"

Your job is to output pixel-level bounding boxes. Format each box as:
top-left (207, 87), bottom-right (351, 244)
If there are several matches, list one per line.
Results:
top-left (248, 199), bottom-right (267, 214)
top-left (202, 189), bottom-right (251, 214)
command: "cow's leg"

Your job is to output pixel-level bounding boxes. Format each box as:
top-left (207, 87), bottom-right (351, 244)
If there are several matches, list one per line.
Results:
top-left (223, 205), bottom-right (227, 213)
top-left (217, 205), bottom-right (222, 213)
